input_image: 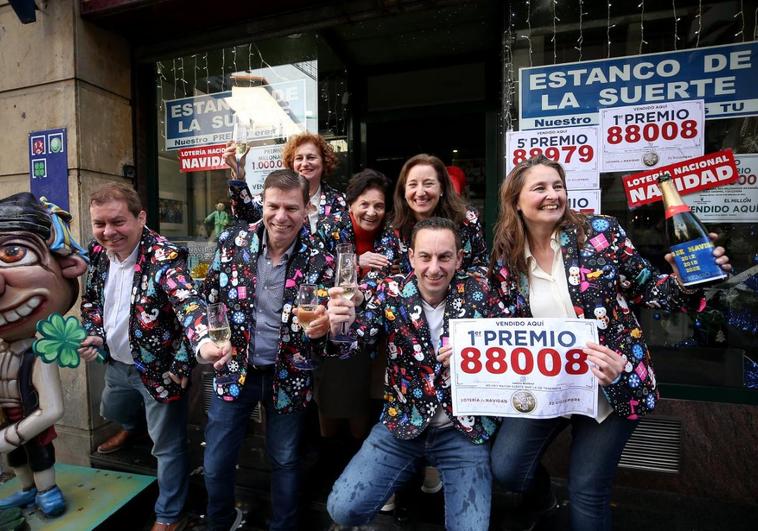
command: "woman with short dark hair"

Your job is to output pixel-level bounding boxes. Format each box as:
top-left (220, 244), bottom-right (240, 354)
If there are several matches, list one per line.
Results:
top-left (316, 168), bottom-right (395, 453)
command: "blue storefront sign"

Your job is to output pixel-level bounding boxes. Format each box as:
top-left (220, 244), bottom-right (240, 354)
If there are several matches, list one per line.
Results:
top-left (164, 80), bottom-right (308, 150)
top-left (29, 128), bottom-right (69, 211)
top-left (519, 42), bottom-right (758, 130)
top-left (165, 91), bottom-right (233, 150)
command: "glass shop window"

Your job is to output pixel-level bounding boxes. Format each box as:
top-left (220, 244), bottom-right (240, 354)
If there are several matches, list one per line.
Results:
top-left (154, 34), bottom-right (349, 280)
top-left (506, 1), bottom-right (758, 395)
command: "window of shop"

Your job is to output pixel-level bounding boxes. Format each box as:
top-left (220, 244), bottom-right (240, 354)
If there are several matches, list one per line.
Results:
top-left (154, 33), bottom-right (349, 278)
top-left (505, 1), bottom-right (758, 401)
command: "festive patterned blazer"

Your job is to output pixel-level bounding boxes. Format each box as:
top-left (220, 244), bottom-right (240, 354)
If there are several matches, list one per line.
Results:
top-left (384, 207), bottom-right (489, 275)
top-left (227, 179), bottom-right (348, 245)
top-left (319, 215), bottom-right (399, 272)
top-left (81, 227), bottom-right (208, 402)
top-left (354, 271), bottom-right (506, 444)
top-left (490, 215), bottom-right (706, 420)
top-left (202, 220), bottom-right (335, 414)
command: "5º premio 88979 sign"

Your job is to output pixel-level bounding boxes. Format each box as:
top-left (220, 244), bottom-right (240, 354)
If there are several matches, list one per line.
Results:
top-left (450, 318), bottom-right (599, 419)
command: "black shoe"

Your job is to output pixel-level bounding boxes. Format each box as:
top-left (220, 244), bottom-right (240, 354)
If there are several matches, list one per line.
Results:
top-left (500, 492), bottom-right (559, 531)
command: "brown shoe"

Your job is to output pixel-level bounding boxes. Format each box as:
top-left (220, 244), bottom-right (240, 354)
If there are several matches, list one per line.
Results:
top-left (96, 430), bottom-right (132, 454)
top-left (150, 517), bottom-right (187, 531)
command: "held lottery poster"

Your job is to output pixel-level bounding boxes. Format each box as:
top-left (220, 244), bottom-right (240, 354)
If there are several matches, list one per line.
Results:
top-left (450, 318), bottom-right (599, 419)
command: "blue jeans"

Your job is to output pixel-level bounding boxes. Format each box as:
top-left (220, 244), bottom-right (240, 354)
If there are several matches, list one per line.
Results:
top-left (490, 414), bottom-right (638, 531)
top-left (328, 422), bottom-right (492, 531)
top-left (100, 361), bottom-right (188, 524)
top-left (204, 367), bottom-right (306, 531)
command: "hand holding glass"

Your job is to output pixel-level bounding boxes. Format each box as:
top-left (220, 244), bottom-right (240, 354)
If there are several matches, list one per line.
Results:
top-left (232, 113), bottom-right (253, 176)
top-left (294, 284), bottom-right (319, 370)
top-left (207, 303), bottom-right (232, 349)
top-left (332, 252), bottom-right (358, 342)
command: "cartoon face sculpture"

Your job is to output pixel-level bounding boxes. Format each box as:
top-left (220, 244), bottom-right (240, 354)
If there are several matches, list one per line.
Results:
top-left (0, 194), bottom-right (87, 341)
top-left (0, 193), bottom-right (88, 518)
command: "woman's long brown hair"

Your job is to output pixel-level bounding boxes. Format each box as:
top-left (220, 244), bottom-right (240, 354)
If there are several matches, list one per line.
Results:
top-left (489, 155), bottom-right (587, 278)
top-left (392, 154), bottom-right (468, 241)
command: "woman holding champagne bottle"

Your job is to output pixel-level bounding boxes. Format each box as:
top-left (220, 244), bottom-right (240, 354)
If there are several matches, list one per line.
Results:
top-left (487, 155), bottom-right (731, 530)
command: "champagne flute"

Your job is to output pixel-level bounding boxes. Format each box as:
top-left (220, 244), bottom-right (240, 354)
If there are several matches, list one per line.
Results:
top-left (294, 284), bottom-right (319, 370)
top-left (332, 252), bottom-right (358, 343)
top-left (207, 303), bottom-right (232, 349)
top-left (232, 112), bottom-right (253, 177)
top-left (335, 243), bottom-right (354, 256)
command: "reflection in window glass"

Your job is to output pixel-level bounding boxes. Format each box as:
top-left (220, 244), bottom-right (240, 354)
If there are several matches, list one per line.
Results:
top-left (154, 34), bottom-right (349, 279)
top-left (507, 4), bottom-right (758, 393)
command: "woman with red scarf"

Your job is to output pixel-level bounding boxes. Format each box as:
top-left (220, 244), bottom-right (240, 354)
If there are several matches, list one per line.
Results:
top-left (317, 169), bottom-right (395, 448)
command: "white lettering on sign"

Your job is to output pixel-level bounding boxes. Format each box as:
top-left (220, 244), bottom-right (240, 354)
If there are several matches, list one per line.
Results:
top-left (622, 149), bottom-right (738, 208)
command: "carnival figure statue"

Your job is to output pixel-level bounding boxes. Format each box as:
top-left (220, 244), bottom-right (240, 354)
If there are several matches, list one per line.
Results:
top-left (0, 193), bottom-right (88, 518)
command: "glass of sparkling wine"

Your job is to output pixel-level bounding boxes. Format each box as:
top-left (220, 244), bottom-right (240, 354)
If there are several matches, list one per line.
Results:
top-left (207, 303), bottom-right (231, 349)
top-left (335, 243), bottom-right (354, 256)
top-left (232, 112), bottom-right (252, 177)
top-left (332, 252), bottom-right (357, 343)
top-left (294, 284), bottom-right (319, 370)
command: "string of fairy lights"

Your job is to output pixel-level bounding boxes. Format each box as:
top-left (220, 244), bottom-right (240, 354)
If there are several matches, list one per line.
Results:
top-left (734, 0), bottom-right (745, 40)
top-left (606, 1), bottom-right (614, 57)
top-left (575, 0), bottom-right (584, 61)
top-left (672, 0), bottom-right (680, 50)
top-left (694, 0), bottom-right (702, 47)
top-left (552, 0), bottom-right (560, 64)
top-left (155, 2), bottom-right (752, 143)
top-left (502, 7), bottom-right (516, 132)
top-left (638, 1), bottom-right (647, 55)
top-left (500, 0), bottom-right (749, 132)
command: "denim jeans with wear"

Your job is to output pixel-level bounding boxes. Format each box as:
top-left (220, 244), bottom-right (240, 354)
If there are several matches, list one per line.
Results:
top-left (204, 366), bottom-right (306, 531)
top-left (490, 413), bottom-right (638, 531)
top-left (100, 360), bottom-right (189, 524)
top-left (328, 422), bottom-right (492, 531)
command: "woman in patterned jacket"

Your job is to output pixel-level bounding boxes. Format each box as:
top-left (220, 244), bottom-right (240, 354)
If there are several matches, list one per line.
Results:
top-left (384, 154), bottom-right (487, 275)
top-left (224, 132), bottom-right (348, 239)
top-left (488, 155), bottom-right (731, 531)
top-left (315, 169), bottom-right (395, 456)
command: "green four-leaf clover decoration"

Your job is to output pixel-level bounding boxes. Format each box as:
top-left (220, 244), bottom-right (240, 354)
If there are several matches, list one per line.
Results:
top-left (33, 313), bottom-right (86, 368)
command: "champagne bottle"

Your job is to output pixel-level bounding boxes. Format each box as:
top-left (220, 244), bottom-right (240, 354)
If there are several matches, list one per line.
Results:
top-left (657, 172), bottom-right (726, 287)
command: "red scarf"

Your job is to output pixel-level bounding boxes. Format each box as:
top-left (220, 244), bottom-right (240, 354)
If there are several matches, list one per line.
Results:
top-left (350, 211), bottom-right (381, 275)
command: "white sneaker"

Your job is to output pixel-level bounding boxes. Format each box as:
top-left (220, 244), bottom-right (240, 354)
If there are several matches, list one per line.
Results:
top-left (421, 466), bottom-right (443, 494)
top-left (380, 493), bottom-right (396, 512)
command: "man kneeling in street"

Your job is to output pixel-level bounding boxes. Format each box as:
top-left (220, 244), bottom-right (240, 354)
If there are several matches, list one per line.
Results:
top-left (326, 217), bottom-right (504, 531)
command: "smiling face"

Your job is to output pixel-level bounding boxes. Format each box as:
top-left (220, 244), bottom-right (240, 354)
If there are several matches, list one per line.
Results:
top-left (516, 164), bottom-right (567, 232)
top-left (292, 142), bottom-right (324, 188)
top-left (0, 235), bottom-right (73, 341)
top-left (90, 200), bottom-right (146, 261)
top-left (262, 186), bottom-right (307, 252)
top-left (408, 227), bottom-right (462, 306)
top-left (404, 164), bottom-right (442, 220)
top-left (349, 187), bottom-right (386, 232)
